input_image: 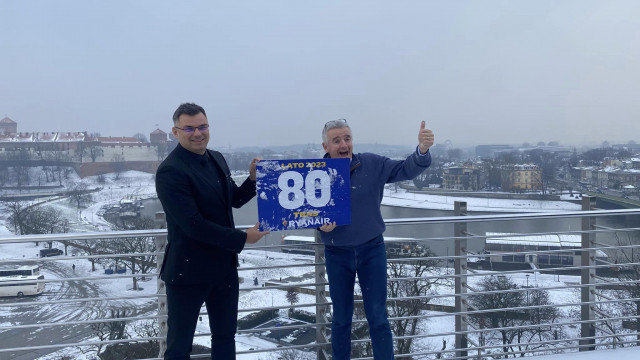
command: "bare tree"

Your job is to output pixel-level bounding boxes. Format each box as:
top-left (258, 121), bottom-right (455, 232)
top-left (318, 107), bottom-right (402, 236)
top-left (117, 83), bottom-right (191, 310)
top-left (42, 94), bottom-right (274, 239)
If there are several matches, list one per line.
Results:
top-left (515, 288), bottom-right (563, 355)
top-left (387, 249), bottom-right (444, 358)
top-left (269, 347), bottom-right (314, 360)
top-left (73, 239), bottom-right (107, 272)
top-left (480, 159), bottom-right (503, 190)
top-left (108, 216), bottom-right (157, 290)
top-left (469, 275), bottom-right (527, 357)
top-left (155, 141), bottom-right (170, 161)
top-left (133, 133), bottom-right (148, 143)
top-left (611, 231), bottom-right (640, 345)
top-left (526, 150), bottom-right (559, 194)
top-left (111, 154), bottom-right (125, 180)
top-left (6, 149), bottom-right (32, 187)
top-left (68, 181), bottom-right (93, 210)
top-left (4, 203), bottom-right (65, 242)
top-left (76, 135), bottom-right (104, 163)
top-left (100, 319), bottom-right (160, 359)
top-left (350, 248), bottom-right (444, 359)
top-left (41, 149), bottom-right (72, 185)
top-left (3, 201), bottom-right (31, 236)
top-left (0, 162), bottom-right (8, 186)
top-left (79, 308), bottom-right (129, 360)
top-left (86, 142), bottom-right (105, 162)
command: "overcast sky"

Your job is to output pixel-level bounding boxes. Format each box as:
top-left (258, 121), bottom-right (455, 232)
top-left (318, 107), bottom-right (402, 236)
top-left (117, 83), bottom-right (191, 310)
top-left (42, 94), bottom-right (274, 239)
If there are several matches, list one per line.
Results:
top-left (1, 1), bottom-right (639, 149)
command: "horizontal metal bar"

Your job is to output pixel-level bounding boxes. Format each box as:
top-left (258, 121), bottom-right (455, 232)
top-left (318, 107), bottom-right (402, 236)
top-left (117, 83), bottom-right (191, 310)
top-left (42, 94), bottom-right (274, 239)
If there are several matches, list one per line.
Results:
top-left (0, 314), bottom-right (166, 331)
top-left (0, 336), bottom-right (164, 354)
top-left (0, 272), bottom-right (158, 286)
top-left (0, 293), bottom-right (163, 308)
top-left (0, 229), bottom-right (167, 243)
top-left (384, 208), bottom-right (640, 226)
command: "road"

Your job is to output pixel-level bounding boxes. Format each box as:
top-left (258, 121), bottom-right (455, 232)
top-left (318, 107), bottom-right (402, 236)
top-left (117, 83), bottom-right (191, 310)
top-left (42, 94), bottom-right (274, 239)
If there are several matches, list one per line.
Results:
top-left (0, 260), bottom-right (157, 359)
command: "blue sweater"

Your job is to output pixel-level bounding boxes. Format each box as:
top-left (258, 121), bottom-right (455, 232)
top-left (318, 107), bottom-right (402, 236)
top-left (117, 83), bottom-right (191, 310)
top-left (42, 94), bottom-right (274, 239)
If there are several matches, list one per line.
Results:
top-left (320, 148), bottom-right (432, 247)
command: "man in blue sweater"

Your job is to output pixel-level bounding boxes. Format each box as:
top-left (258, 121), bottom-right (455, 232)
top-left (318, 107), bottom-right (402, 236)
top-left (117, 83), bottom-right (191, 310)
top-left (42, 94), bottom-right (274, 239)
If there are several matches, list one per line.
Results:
top-left (319, 119), bottom-right (434, 360)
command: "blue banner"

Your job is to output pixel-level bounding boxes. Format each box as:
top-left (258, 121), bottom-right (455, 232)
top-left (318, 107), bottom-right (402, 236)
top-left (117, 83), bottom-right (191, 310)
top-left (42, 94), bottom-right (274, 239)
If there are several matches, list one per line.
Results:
top-left (256, 158), bottom-right (351, 231)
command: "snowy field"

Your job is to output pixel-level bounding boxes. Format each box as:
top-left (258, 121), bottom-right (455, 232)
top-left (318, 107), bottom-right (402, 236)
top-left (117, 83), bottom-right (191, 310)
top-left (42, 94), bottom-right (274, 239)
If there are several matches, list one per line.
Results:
top-left (382, 188), bottom-right (582, 212)
top-left (537, 346), bottom-right (639, 360)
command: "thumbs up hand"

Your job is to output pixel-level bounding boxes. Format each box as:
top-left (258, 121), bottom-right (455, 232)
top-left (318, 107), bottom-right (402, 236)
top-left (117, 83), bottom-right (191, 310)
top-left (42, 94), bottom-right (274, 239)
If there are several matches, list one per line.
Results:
top-left (418, 120), bottom-right (434, 154)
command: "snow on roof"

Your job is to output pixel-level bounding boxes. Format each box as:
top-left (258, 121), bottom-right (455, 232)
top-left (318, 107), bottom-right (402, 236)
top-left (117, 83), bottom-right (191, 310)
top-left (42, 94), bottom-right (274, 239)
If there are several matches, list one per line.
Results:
top-left (97, 136), bottom-right (139, 143)
top-left (486, 232), bottom-right (580, 247)
top-left (0, 132), bottom-right (86, 142)
top-left (55, 132), bottom-right (86, 141)
top-left (15, 132), bottom-right (34, 141)
top-left (36, 132), bottom-right (57, 141)
top-left (0, 264), bottom-right (39, 272)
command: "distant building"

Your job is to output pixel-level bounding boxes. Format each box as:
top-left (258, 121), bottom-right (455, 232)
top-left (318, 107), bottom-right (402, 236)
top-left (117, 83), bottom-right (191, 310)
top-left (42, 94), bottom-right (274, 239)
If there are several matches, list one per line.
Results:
top-left (521, 145), bottom-right (572, 155)
top-left (479, 232), bottom-right (608, 270)
top-left (612, 142), bottom-right (640, 153)
top-left (475, 144), bottom-right (514, 158)
top-left (500, 164), bottom-right (542, 191)
top-left (442, 164), bottom-right (480, 190)
top-left (150, 129), bottom-right (167, 144)
top-left (606, 169), bottom-right (640, 189)
top-left (573, 164), bottom-right (640, 190)
top-left (0, 116), bottom-right (170, 177)
top-left (0, 116), bottom-right (17, 135)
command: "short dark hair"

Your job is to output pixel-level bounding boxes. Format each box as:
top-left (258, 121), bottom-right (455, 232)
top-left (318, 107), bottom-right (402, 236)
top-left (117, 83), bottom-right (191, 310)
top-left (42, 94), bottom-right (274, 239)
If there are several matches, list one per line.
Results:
top-left (173, 103), bottom-right (206, 125)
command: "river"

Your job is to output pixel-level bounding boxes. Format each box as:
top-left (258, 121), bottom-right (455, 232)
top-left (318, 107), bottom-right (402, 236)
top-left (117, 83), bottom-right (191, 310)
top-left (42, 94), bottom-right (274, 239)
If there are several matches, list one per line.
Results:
top-left (139, 197), bottom-right (640, 258)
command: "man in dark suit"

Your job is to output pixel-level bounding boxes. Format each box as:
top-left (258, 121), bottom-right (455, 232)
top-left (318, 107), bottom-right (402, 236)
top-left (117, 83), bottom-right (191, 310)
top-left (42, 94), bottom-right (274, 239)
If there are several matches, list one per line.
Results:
top-left (155, 102), bottom-right (269, 359)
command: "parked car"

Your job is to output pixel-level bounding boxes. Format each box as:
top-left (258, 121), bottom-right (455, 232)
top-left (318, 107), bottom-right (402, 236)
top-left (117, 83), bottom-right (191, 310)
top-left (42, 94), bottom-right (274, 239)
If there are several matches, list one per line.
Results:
top-left (39, 248), bottom-right (63, 257)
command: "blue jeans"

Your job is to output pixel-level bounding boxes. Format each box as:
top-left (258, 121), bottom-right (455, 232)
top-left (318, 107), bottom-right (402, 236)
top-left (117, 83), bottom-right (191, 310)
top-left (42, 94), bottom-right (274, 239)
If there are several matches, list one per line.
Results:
top-left (325, 235), bottom-right (394, 360)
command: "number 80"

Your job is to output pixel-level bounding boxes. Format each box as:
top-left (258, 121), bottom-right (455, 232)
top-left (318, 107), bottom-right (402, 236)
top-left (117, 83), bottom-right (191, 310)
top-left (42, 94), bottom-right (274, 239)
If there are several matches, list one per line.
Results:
top-left (278, 170), bottom-right (331, 210)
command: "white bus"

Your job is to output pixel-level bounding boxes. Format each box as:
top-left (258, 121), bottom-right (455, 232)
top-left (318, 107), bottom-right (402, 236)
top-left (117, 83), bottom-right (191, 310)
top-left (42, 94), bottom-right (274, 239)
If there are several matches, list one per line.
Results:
top-left (0, 265), bottom-right (45, 297)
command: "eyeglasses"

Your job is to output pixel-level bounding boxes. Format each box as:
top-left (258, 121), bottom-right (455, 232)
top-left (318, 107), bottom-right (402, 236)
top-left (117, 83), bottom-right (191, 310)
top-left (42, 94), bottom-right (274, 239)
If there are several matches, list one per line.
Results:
top-left (324, 119), bottom-right (347, 129)
top-left (174, 124), bottom-right (210, 134)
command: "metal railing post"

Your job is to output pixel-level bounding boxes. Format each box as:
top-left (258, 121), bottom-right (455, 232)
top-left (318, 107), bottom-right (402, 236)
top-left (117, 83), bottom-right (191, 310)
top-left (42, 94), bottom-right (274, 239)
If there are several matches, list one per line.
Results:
top-left (454, 201), bottom-right (469, 359)
top-left (155, 211), bottom-right (168, 358)
top-left (580, 196), bottom-right (596, 352)
top-left (314, 230), bottom-right (330, 360)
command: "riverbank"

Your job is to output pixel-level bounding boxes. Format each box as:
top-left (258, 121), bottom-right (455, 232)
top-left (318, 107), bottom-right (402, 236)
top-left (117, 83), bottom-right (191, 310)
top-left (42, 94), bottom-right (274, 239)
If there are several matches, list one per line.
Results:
top-left (382, 187), bottom-right (582, 213)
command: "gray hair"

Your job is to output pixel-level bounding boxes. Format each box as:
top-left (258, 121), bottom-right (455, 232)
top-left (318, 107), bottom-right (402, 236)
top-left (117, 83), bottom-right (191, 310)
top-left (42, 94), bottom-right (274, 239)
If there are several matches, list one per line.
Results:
top-left (322, 119), bottom-right (350, 144)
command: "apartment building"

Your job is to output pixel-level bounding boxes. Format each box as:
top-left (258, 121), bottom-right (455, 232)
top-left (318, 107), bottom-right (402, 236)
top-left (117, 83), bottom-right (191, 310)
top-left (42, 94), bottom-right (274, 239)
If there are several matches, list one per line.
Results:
top-left (500, 164), bottom-right (542, 191)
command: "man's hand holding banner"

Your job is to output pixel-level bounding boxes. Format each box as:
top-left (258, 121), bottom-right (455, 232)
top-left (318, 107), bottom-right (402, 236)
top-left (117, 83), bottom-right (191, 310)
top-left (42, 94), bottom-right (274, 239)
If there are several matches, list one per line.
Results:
top-left (256, 158), bottom-right (351, 231)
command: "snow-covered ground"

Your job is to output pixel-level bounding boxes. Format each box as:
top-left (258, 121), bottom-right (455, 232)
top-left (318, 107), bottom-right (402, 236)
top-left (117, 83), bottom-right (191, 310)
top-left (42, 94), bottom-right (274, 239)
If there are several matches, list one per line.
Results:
top-left (382, 187), bottom-right (583, 212)
top-left (537, 347), bottom-right (639, 360)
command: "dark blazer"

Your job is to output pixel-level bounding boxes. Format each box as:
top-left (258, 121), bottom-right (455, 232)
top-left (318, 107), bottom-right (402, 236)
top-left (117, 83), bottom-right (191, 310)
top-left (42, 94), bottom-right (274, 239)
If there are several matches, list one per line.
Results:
top-left (155, 144), bottom-right (256, 285)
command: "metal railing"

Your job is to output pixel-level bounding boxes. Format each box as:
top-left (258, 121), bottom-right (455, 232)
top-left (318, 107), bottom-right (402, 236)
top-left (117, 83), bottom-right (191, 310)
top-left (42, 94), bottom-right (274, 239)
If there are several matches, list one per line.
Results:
top-left (0, 196), bottom-right (639, 359)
